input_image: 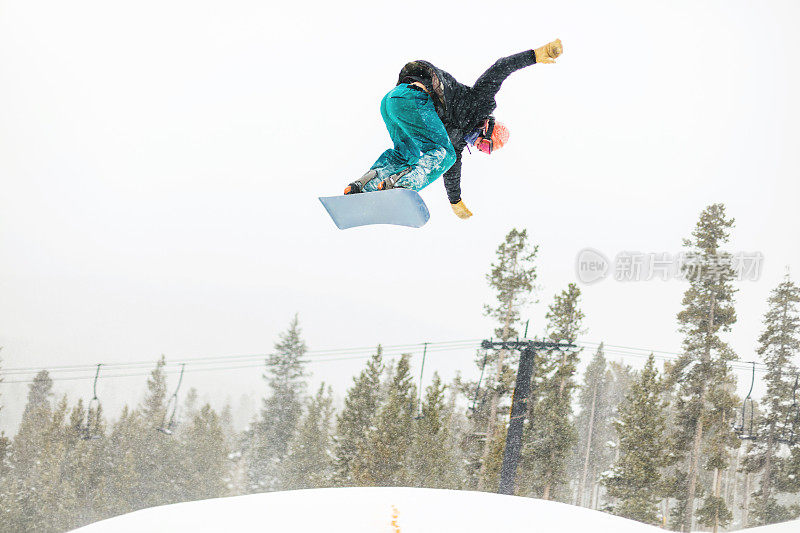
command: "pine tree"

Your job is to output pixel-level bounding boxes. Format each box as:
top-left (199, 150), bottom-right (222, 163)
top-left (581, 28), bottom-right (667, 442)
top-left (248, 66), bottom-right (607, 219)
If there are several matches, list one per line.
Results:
top-left (355, 354), bottom-right (417, 486)
top-left (61, 398), bottom-right (108, 528)
top-left (280, 383), bottom-right (335, 490)
top-left (573, 343), bottom-right (614, 507)
top-left (103, 405), bottom-right (147, 514)
top-left (95, 358), bottom-right (185, 513)
top-left (748, 274), bottom-right (800, 525)
top-left (137, 356), bottom-right (184, 507)
top-left (219, 401), bottom-right (238, 455)
top-left (21, 370), bottom-right (54, 423)
top-left (179, 403), bottom-right (230, 501)
top-left (184, 387), bottom-right (200, 420)
top-left (0, 353), bottom-right (9, 480)
top-left (334, 347), bottom-right (384, 485)
top-left (573, 359), bottom-right (636, 511)
top-left (42, 396), bottom-right (81, 531)
top-left (521, 283), bottom-right (584, 501)
top-left (408, 373), bottom-right (459, 488)
top-left (781, 436), bottom-right (800, 516)
top-left (477, 228), bottom-right (539, 490)
top-left (248, 314), bottom-right (308, 491)
top-left (141, 355), bottom-right (169, 429)
top-left (670, 204), bottom-right (739, 533)
top-left (597, 361), bottom-right (637, 509)
top-left (3, 383), bottom-right (81, 532)
top-left (604, 355), bottom-right (671, 525)
top-left (10, 370), bottom-right (54, 488)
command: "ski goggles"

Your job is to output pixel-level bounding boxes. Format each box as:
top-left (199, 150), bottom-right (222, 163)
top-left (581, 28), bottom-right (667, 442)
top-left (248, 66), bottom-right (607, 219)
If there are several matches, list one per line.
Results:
top-left (474, 117), bottom-right (495, 154)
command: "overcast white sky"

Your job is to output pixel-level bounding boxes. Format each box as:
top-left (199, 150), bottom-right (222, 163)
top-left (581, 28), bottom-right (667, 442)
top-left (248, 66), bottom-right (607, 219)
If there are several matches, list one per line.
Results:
top-left (1, 0), bottom-right (799, 432)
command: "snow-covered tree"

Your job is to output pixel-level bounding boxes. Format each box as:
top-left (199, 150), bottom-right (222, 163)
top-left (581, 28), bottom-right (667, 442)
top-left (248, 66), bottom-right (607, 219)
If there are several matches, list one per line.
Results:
top-left (669, 204), bottom-right (739, 532)
top-left (604, 355), bottom-right (671, 524)
top-left (280, 383), bottom-right (335, 490)
top-left (408, 373), bottom-right (460, 488)
top-left (102, 405), bottom-right (147, 514)
top-left (141, 356), bottom-right (169, 428)
top-left (573, 343), bottom-right (615, 507)
top-left (334, 347), bottom-right (384, 485)
top-left (2, 381), bottom-right (80, 531)
top-left (60, 398), bottom-right (108, 527)
top-left (248, 314), bottom-right (308, 491)
top-left (135, 357), bottom-right (184, 507)
top-left (355, 355), bottom-right (417, 486)
top-left (179, 403), bottom-right (230, 500)
top-left (747, 274), bottom-right (800, 525)
top-left (0, 354), bottom-right (10, 480)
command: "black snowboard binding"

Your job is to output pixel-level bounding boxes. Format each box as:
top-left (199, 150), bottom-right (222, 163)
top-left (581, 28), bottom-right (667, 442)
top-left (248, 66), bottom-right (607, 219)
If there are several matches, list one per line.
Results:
top-left (377, 167), bottom-right (413, 191)
top-left (344, 170), bottom-right (377, 195)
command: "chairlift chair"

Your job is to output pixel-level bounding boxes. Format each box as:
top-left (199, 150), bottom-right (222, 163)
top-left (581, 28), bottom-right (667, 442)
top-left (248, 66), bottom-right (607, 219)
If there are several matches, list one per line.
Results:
top-left (734, 362), bottom-right (758, 441)
top-left (414, 343), bottom-right (428, 420)
top-left (157, 363), bottom-right (186, 435)
top-left (80, 364), bottom-right (103, 441)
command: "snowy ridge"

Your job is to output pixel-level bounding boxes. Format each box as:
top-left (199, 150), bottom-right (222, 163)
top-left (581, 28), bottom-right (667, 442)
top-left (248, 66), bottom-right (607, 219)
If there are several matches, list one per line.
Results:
top-left (69, 487), bottom-right (800, 532)
top-left (70, 487), bottom-right (660, 532)
top-left (735, 521), bottom-right (800, 533)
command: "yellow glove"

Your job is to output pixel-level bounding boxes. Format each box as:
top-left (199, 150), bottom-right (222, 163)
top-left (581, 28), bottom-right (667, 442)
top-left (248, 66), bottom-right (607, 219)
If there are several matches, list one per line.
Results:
top-left (451, 200), bottom-right (473, 219)
top-left (534, 38), bottom-right (563, 64)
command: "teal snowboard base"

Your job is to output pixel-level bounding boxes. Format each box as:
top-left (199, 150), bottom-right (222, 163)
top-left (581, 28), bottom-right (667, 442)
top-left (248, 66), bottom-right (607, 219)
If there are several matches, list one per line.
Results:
top-left (319, 189), bottom-right (430, 230)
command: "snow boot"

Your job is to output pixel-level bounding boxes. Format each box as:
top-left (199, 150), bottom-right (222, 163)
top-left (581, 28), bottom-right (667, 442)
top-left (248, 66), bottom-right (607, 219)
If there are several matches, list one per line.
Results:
top-left (344, 169), bottom-right (377, 195)
top-left (377, 167), bottom-right (413, 191)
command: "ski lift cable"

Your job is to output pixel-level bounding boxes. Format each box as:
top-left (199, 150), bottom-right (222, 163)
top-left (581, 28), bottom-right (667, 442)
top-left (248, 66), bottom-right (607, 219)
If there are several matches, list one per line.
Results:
top-left (577, 339), bottom-right (769, 367)
top-left (576, 342), bottom-right (769, 373)
top-left (0, 351), bottom-right (768, 387)
top-left (2, 342), bottom-right (478, 376)
top-left (0, 348), bottom-right (484, 385)
top-left (0, 353), bottom-right (768, 386)
top-left (578, 341), bottom-right (686, 358)
top-left (0, 342), bottom-right (481, 379)
top-left (1, 336), bottom-right (769, 375)
top-left (0, 339), bottom-right (484, 375)
top-left (0, 337), bottom-right (773, 385)
top-left (1, 338), bottom-right (661, 375)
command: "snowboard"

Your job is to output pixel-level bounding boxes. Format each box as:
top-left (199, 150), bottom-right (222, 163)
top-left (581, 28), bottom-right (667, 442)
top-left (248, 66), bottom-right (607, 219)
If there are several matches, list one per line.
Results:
top-left (319, 189), bottom-right (430, 230)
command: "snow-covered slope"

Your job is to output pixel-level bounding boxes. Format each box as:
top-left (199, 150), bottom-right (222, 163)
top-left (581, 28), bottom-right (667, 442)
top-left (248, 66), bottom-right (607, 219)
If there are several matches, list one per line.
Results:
top-left (71, 487), bottom-right (665, 532)
top-left (70, 487), bottom-right (800, 533)
top-left (735, 520), bottom-right (800, 533)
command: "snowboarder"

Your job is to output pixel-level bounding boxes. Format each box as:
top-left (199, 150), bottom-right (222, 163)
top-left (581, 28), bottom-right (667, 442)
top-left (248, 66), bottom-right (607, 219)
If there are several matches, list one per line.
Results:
top-left (343, 39), bottom-right (563, 220)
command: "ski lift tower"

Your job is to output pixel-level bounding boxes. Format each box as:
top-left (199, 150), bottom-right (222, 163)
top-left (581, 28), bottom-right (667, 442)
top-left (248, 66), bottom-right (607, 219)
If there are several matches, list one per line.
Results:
top-left (480, 338), bottom-right (576, 496)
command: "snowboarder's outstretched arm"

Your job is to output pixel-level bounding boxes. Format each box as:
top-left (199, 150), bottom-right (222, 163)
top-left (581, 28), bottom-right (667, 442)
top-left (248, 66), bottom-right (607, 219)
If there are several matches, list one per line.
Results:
top-left (472, 40), bottom-right (563, 100)
top-left (442, 151), bottom-right (473, 219)
top-left (443, 150), bottom-right (462, 204)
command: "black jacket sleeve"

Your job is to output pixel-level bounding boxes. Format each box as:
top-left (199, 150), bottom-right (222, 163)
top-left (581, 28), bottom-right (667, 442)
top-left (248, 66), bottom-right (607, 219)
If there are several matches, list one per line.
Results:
top-left (472, 50), bottom-right (537, 101)
top-left (443, 149), bottom-right (463, 204)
